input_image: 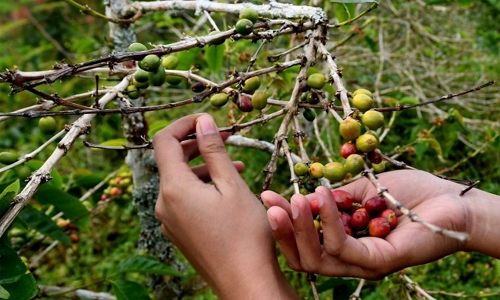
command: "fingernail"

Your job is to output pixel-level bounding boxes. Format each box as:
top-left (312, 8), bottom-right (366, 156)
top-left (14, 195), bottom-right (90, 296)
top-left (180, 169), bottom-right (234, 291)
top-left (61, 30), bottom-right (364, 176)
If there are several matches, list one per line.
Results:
top-left (316, 189), bottom-right (325, 208)
top-left (268, 216), bottom-right (278, 230)
top-left (197, 115), bottom-right (218, 135)
top-left (291, 200), bottom-right (299, 219)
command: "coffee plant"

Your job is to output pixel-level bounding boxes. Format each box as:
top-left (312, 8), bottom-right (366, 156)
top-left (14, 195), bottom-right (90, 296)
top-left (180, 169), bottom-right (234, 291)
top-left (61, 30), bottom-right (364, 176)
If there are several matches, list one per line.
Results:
top-left (1, 0), bottom-right (499, 299)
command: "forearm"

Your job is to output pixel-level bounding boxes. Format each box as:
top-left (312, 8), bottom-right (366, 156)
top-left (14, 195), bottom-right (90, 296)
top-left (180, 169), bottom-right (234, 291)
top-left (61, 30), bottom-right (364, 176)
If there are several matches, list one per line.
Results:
top-left (203, 250), bottom-right (299, 299)
top-left (463, 188), bottom-right (500, 258)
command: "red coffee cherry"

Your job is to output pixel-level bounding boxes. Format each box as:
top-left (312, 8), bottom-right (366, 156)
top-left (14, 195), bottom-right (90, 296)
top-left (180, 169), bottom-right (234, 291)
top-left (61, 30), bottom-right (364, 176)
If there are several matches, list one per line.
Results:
top-left (310, 199), bottom-right (320, 215)
top-left (380, 209), bottom-right (398, 229)
top-left (340, 142), bottom-right (358, 159)
top-left (331, 190), bottom-right (354, 212)
top-left (364, 196), bottom-right (387, 216)
top-left (350, 208), bottom-right (370, 230)
top-left (368, 217), bottom-right (391, 238)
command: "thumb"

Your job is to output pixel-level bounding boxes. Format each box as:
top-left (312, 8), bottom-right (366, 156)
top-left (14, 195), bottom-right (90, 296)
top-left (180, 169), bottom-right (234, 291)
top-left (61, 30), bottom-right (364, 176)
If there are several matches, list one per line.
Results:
top-left (195, 114), bottom-right (242, 188)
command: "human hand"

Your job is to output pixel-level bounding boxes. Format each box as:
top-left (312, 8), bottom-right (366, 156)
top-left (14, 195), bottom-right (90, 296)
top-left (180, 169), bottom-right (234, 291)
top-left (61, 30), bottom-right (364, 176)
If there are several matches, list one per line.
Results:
top-left (261, 170), bottom-right (484, 279)
top-left (153, 113), bottom-right (297, 299)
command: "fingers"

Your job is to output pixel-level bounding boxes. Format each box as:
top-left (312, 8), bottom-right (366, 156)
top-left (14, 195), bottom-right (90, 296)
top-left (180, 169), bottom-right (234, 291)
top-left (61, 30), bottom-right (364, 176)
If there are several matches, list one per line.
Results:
top-left (261, 190), bottom-right (292, 216)
top-left (195, 115), bottom-right (244, 189)
top-left (192, 161), bottom-right (245, 183)
top-left (153, 114), bottom-right (203, 179)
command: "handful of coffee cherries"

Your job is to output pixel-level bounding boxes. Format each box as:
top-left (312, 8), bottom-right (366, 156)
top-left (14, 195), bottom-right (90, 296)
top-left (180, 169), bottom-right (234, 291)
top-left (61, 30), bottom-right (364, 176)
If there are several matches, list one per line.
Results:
top-left (310, 190), bottom-right (398, 240)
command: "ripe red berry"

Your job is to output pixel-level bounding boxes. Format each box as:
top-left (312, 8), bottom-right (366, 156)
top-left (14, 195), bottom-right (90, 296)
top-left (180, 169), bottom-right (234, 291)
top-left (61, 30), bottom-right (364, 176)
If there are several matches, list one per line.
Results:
top-left (364, 196), bottom-right (387, 216)
top-left (380, 209), bottom-right (398, 229)
top-left (69, 233), bottom-right (80, 244)
top-left (344, 225), bottom-right (353, 236)
top-left (331, 190), bottom-right (354, 211)
top-left (368, 217), bottom-right (391, 238)
top-left (310, 199), bottom-right (320, 215)
top-left (339, 213), bottom-right (351, 227)
top-left (350, 208), bottom-right (370, 230)
top-left (340, 142), bottom-right (358, 159)
top-left (238, 95), bottom-right (254, 112)
top-left (368, 150), bottom-right (383, 164)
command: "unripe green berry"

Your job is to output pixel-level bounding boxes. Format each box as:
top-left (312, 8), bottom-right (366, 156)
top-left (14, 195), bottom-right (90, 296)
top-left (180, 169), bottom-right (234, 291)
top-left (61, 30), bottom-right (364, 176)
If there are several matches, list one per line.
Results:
top-left (323, 162), bottom-right (346, 183)
top-left (344, 154), bottom-right (365, 175)
top-left (242, 76), bottom-right (261, 94)
top-left (307, 73), bottom-right (327, 90)
top-left (251, 91), bottom-right (268, 110)
top-left (210, 93), bottom-right (229, 107)
top-left (239, 8), bottom-right (259, 23)
top-left (352, 88), bottom-right (373, 98)
top-left (39, 116), bottom-right (57, 135)
top-left (235, 19), bottom-right (254, 35)
top-left (362, 110), bottom-right (384, 130)
top-left (161, 55), bottom-right (179, 70)
top-left (293, 162), bottom-right (309, 176)
top-left (138, 54), bottom-right (161, 72)
top-left (352, 93), bottom-right (373, 112)
top-left (356, 133), bottom-right (379, 153)
top-left (339, 117), bottom-right (361, 141)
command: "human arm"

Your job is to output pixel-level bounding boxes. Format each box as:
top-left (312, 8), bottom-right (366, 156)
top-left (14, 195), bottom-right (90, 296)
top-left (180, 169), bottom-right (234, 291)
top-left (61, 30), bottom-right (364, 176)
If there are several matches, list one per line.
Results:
top-left (153, 113), bottom-right (298, 299)
top-left (262, 170), bottom-right (500, 279)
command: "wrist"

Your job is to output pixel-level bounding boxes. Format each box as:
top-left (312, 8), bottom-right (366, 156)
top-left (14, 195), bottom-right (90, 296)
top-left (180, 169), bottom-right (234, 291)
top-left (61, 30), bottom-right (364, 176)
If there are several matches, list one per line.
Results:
top-left (462, 188), bottom-right (500, 258)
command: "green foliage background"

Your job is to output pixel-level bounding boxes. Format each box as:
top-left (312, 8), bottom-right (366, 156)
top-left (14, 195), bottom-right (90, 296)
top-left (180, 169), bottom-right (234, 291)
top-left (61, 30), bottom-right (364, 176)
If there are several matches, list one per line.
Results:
top-left (0, 0), bottom-right (499, 299)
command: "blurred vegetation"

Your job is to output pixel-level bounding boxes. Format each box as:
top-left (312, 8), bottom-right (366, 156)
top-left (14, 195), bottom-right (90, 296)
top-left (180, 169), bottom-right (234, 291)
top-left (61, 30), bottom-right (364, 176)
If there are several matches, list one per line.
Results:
top-left (0, 0), bottom-right (499, 299)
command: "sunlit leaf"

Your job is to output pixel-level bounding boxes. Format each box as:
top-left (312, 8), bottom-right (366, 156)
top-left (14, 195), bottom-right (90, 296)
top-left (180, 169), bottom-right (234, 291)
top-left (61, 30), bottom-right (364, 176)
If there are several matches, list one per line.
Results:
top-left (0, 285), bottom-right (9, 299)
top-left (0, 180), bottom-right (19, 216)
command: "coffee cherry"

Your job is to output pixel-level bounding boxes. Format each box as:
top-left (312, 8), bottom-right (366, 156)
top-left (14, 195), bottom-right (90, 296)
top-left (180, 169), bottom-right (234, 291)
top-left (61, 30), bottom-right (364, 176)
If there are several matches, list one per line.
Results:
top-left (340, 142), bottom-right (358, 159)
top-left (208, 31), bottom-right (226, 45)
top-left (134, 69), bottom-right (150, 83)
top-left (251, 91), bottom-right (268, 110)
top-left (365, 130), bottom-right (380, 143)
top-left (165, 74), bottom-right (183, 85)
top-left (127, 42), bottom-right (148, 60)
top-left (356, 133), bottom-right (379, 153)
top-left (191, 82), bottom-right (206, 93)
top-left (16, 165), bottom-right (31, 180)
top-left (340, 213), bottom-right (352, 227)
top-left (235, 19), bottom-right (254, 35)
top-left (0, 151), bottom-right (18, 165)
top-left (309, 162), bottom-right (324, 179)
top-left (332, 190), bottom-right (354, 211)
top-left (362, 110), bottom-right (384, 130)
top-left (352, 88), bottom-right (373, 98)
top-left (239, 8), bottom-right (259, 23)
top-left (148, 65), bottom-right (166, 86)
top-left (323, 162), bottom-right (346, 183)
top-left (352, 93), bottom-right (373, 112)
top-left (69, 233), bottom-right (80, 244)
top-left (368, 150), bottom-right (383, 164)
top-left (344, 225), bottom-right (353, 236)
top-left (161, 55), bottom-right (179, 70)
top-left (344, 154), bottom-right (365, 175)
top-left (110, 186), bottom-right (122, 197)
top-left (368, 217), bottom-right (391, 238)
top-left (302, 108), bottom-right (316, 121)
top-left (138, 54), bottom-right (161, 71)
top-left (39, 116), bottom-right (57, 135)
top-left (380, 209), bottom-right (398, 229)
top-left (310, 199), bottom-right (320, 215)
top-left (294, 162), bottom-right (309, 176)
top-left (126, 85), bottom-right (141, 99)
top-left (351, 208), bottom-right (370, 230)
top-left (372, 161), bottom-right (386, 173)
top-left (210, 93), bottom-right (229, 107)
top-left (242, 76), bottom-right (261, 94)
top-left (237, 95), bottom-right (254, 112)
top-left (133, 78), bottom-right (149, 89)
top-left (307, 73), bottom-right (327, 90)
top-left (364, 196), bottom-right (387, 216)
top-left (339, 117), bottom-right (361, 141)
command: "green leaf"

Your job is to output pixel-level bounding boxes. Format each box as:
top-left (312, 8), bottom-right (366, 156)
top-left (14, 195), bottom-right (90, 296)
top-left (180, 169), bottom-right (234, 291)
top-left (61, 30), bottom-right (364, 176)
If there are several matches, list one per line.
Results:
top-left (19, 206), bottom-right (72, 246)
top-left (0, 242), bottom-right (27, 281)
top-left (110, 280), bottom-right (151, 300)
top-left (1, 273), bottom-right (38, 300)
top-left (205, 44), bottom-right (225, 74)
top-left (0, 285), bottom-right (10, 299)
top-left (115, 255), bottom-right (182, 277)
top-left (92, 139), bottom-right (128, 150)
top-left (147, 120), bottom-right (170, 139)
top-left (35, 184), bottom-right (89, 230)
top-left (0, 180), bottom-right (19, 216)
top-left (25, 160), bottom-right (63, 190)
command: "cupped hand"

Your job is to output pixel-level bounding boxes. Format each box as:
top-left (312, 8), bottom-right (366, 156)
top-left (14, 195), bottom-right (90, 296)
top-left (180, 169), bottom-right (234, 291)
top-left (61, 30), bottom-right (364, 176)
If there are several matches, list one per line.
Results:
top-left (262, 170), bottom-right (470, 279)
top-left (153, 113), bottom-right (297, 298)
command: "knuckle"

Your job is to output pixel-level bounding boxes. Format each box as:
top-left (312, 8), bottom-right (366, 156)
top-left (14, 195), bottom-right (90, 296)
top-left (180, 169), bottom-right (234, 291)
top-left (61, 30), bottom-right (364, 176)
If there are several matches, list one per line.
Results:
top-left (300, 261), bottom-right (318, 273)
